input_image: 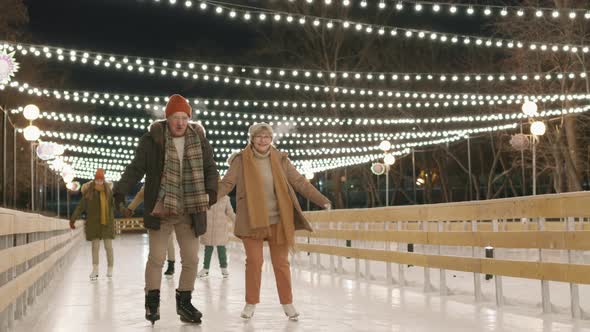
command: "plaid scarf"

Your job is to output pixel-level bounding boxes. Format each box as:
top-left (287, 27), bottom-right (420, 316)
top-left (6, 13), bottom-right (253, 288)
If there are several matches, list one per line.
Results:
top-left (153, 126), bottom-right (209, 217)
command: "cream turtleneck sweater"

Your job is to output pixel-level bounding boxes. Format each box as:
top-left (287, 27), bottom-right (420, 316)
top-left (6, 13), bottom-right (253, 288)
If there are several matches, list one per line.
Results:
top-left (253, 148), bottom-right (280, 225)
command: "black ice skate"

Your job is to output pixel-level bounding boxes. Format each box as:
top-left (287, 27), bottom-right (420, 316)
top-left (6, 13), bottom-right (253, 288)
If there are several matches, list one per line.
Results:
top-left (145, 289), bottom-right (160, 325)
top-left (164, 260), bottom-right (175, 278)
top-left (176, 290), bottom-right (202, 323)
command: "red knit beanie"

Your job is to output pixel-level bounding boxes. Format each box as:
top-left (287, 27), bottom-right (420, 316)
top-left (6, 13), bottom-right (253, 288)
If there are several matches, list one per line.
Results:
top-left (95, 168), bottom-right (105, 181)
top-left (165, 94), bottom-right (192, 118)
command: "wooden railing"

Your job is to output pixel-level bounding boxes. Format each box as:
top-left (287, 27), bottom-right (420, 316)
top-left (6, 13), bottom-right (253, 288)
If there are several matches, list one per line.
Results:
top-left (0, 208), bottom-right (84, 331)
top-left (285, 192), bottom-right (590, 318)
top-left (114, 218), bottom-right (145, 234)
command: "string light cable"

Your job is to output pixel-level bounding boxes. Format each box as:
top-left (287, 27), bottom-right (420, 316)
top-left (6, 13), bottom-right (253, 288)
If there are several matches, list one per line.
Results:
top-left (10, 104), bottom-right (590, 131)
top-left (5, 80), bottom-right (590, 114)
top-left (2, 42), bottom-right (588, 85)
top-left (7, 79), bottom-right (585, 112)
top-left (23, 121), bottom-right (521, 162)
top-left (284, 0), bottom-right (590, 22)
top-left (153, 0), bottom-right (590, 55)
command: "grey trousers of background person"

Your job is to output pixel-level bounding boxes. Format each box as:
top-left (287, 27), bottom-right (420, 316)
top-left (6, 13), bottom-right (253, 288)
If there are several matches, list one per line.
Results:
top-left (91, 239), bottom-right (114, 267)
top-left (145, 215), bottom-right (199, 291)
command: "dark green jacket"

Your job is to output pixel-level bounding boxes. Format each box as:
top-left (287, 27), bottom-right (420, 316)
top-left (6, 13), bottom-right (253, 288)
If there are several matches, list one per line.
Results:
top-left (70, 181), bottom-right (116, 241)
top-left (113, 120), bottom-right (218, 230)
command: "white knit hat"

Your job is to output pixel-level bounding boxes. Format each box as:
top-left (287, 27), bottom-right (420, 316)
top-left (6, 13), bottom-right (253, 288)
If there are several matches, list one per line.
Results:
top-left (248, 122), bottom-right (274, 142)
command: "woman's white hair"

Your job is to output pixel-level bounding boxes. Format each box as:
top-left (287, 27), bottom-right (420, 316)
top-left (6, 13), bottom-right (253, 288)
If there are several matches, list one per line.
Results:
top-left (248, 122), bottom-right (273, 142)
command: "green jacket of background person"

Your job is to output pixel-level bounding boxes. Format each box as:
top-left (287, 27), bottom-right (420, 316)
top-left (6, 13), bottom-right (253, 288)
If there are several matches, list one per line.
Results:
top-left (70, 171), bottom-right (116, 241)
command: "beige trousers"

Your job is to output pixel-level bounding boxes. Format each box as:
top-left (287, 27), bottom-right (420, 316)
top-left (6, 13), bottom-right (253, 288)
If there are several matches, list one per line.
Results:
top-left (91, 239), bottom-right (114, 267)
top-left (167, 232), bottom-right (176, 261)
top-left (145, 215), bottom-right (199, 291)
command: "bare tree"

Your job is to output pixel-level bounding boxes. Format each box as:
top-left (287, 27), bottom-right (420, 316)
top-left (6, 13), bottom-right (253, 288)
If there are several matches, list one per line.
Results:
top-left (492, 0), bottom-right (590, 192)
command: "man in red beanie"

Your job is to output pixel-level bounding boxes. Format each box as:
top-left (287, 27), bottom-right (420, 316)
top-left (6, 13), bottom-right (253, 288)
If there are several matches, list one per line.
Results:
top-left (70, 168), bottom-right (116, 281)
top-left (113, 94), bottom-right (218, 325)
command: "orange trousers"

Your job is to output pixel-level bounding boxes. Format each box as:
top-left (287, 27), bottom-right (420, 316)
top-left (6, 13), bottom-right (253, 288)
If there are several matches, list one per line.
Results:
top-left (242, 225), bottom-right (292, 305)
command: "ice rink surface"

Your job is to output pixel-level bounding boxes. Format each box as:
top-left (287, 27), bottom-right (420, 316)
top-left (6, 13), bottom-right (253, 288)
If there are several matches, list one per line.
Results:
top-left (13, 234), bottom-right (590, 332)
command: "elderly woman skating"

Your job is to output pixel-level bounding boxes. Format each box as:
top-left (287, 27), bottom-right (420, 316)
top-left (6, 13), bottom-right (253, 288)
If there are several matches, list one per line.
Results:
top-left (219, 122), bottom-right (331, 321)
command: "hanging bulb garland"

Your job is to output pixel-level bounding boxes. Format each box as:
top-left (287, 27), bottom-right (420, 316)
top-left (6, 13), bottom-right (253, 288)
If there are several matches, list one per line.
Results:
top-left (5, 80), bottom-right (590, 116)
top-left (286, 0), bottom-right (590, 23)
top-left (150, 0), bottom-right (590, 55)
top-left (2, 42), bottom-right (588, 86)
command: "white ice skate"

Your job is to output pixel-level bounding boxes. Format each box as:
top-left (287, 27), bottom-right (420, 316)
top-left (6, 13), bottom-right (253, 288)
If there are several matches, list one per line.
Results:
top-left (89, 265), bottom-right (99, 281)
top-left (197, 268), bottom-right (209, 278)
top-left (282, 304), bottom-right (299, 321)
top-left (107, 266), bottom-right (113, 278)
top-left (221, 268), bottom-right (229, 278)
top-left (240, 304), bottom-right (256, 319)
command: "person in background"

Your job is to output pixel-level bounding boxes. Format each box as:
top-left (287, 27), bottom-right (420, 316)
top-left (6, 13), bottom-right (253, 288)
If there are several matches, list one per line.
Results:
top-left (197, 178), bottom-right (236, 278)
top-left (70, 168), bottom-right (116, 281)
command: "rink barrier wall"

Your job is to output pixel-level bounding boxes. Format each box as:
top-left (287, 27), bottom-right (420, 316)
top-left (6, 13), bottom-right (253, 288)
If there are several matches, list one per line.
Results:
top-left (0, 208), bottom-right (84, 332)
top-left (114, 218), bottom-right (145, 234)
top-left (229, 192), bottom-right (590, 319)
top-left (303, 191), bottom-right (590, 223)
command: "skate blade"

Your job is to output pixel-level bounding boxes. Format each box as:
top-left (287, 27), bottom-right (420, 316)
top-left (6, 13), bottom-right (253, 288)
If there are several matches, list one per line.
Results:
top-left (180, 316), bottom-right (202, 324)
top-left (145, 315), bottom-right (160, 326)
top-left (286, 314), bottom-right (299, 321)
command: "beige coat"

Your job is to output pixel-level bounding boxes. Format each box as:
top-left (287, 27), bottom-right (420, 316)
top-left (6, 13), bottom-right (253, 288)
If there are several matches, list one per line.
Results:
top-left (219, 151), bottom-right (330, 238)
top-left (200, 196), bottom-right (235, 246)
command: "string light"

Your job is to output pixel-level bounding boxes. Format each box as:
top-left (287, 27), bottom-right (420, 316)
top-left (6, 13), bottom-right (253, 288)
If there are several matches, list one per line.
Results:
top-left (42, 124), bottom-right (530, 179)
top-left (175, 1), bottom-right (590, 55)
top-left (4, 42), bottom-right (587, 86)
top-left (289, 0), bottom-right (590, 22)
top-left (27, 120), bottom-right (522, 164)
top-left (60, 124), bottom-right (518, 179)
top-left (6, 80), bottom-right (590, 114)
top-left (12, 104), bottom-right (590, 131)
top-left (7, 42), bottom-right (587, 98)
top-left (3, 80), bottom-right (571, 113)
top-left (10, 108), bottom-right (150, 130)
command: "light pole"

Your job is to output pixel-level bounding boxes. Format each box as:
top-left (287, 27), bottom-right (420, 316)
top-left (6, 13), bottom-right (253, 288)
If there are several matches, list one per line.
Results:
top-left (13, 127), bottom-right (16, 208)
top-left (379, 140), bottom-right (396, 206)
top-left (530, 121), bottom-right (546, 195)
top-left (0, 106), bottom-right (18, 208)
top-left (23, 104), bottom-right (41, 211)
top-left (2, 107), bottom-right (6, 206)
top-left (521, 101), bottom-right (546, 196)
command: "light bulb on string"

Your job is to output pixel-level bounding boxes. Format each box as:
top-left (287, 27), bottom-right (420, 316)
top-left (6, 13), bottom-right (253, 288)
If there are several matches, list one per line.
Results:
top-left (23, 104), bottom-right (40, 120)
top-left (530, 121), bottom-right (546, 136)
top-left (521, 100), bottom-right (538, 116)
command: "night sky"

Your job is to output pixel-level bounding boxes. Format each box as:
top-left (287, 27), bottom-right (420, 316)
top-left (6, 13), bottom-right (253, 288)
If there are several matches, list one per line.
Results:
top-left (23, 0), bottom-right (258, 95)
top-left (5, 0), bottom-right (493, 182)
